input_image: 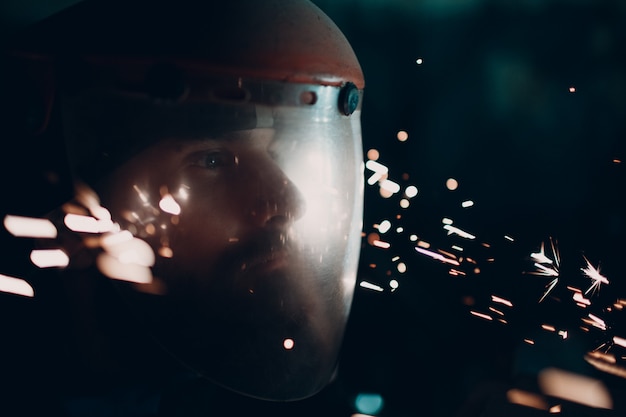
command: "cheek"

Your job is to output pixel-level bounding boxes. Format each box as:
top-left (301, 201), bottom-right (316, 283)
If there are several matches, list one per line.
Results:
top-left (172, 195), bottom-right (242, 248)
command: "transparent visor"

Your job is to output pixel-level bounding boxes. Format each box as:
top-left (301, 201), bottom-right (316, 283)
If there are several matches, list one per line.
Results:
top-left (61, 81), bottom-right (364, 400)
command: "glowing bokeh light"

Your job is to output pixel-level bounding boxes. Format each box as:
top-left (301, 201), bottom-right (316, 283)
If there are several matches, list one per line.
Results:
top-left (354, 393), bottom-right (384, 416)
top-left (404, 185), bottom-right (418, 198)
top-left (367, 149), bottom-right (380, 160)
top-left (396, 130), bottom-right (408, 142)
top-left (101, 233), bottom-right (156, 267)
top-left (159, 246), bottom-right (174, 258)
top-left (379, 179), bottom-right (400, 194)
top-left (64, 213), bottom-right (115, 233)
top-left (96, 253), bottom-right (153, 284)
top-left (446, 178), bottom-right (458, 190)
top-left (0, 273), bottom-right (34, 297)
top-left (159, 194), bottom-right (182, 215)
top-left (538, 368), bottom-right (613, 410)
top-left (283, 338), bottom-right (295, 350)
top-left (30, 249), bottom-right (69, 268)
top-left (3, 215), bottom-right (57, 238)
top-left (377, 220), bottom-right (391, 234)
top-left (360, 281), bottom-right (384, 292)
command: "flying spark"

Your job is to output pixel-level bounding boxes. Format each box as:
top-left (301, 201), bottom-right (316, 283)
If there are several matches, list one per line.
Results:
top-left (581, 255), bottom-right (609, 295)
top-left (0, 273), bottom-right (34, 297)
top-left (528, 238), bottom-right (560, 302)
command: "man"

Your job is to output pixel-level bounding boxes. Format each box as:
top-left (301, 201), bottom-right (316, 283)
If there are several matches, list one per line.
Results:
top-left (2, 0), bottom-right (365, 414)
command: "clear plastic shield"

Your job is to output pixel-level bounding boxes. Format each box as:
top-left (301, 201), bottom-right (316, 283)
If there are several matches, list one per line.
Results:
top-left (61, 79), bottom-right (364, 400)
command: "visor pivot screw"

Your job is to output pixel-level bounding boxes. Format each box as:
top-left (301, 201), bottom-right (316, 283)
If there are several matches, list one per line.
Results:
top-left (339, 82), bottom-right (359, 116)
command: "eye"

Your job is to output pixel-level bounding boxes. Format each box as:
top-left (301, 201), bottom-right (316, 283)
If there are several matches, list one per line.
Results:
top-left (190, 150), bottom-right (237, 170)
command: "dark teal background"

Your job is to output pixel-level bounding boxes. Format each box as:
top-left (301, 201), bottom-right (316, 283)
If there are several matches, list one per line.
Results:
top-left (1, 1), bottom-right (625, 416)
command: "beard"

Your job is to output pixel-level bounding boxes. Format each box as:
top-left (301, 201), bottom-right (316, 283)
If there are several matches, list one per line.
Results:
top-left (118, 227), bottom-right (348, 399)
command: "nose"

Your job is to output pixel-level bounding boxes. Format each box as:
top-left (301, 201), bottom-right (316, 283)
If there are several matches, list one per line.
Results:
top-left (250, 160), bottom-right (307, 228)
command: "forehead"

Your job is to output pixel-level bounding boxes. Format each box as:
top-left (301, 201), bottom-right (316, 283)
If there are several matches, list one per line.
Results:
top-left (155, 128), bottom-right (275, 153)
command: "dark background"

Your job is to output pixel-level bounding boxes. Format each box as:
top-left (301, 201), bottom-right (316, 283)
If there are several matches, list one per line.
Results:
top-left (1, 1), bottom-right (626, 416)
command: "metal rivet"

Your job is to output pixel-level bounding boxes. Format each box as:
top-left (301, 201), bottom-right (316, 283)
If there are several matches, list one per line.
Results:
top-left (339, 82), bottom-right (359, 116)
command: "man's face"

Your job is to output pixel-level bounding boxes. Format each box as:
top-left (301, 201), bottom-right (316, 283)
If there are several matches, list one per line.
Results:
top-left (102, 129), bottom-right (305, 292)
top-left (96, 127), bottom-right (353, 398)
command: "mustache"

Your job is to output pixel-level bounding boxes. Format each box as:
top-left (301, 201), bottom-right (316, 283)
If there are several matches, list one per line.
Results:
top-left (214, 227), bottom-right (297, 287)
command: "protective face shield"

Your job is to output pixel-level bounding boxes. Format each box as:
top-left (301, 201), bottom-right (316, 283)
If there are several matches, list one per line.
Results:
top-left (60, 74), bottom-right (364, 400)
top-left (11, 0), bottom-right (365, 401)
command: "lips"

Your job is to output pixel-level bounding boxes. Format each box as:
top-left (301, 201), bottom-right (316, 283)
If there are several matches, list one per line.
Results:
top-left (243, 247), bottom-right (290, 275)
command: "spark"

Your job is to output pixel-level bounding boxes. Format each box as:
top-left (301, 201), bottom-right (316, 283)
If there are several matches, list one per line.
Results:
top-left (3, 215), bottom-right (58, 238)
top-left (365, 160), bottom-right (388, 185)
top-left (539, 279), bottom-right (559, 303)
top-left (30, 249), bottom-right (69, 268)
top-left (377, 220), bottom-right (392, 233)
top-left (0, 273), bottom-right (34, 297)
top-left (176, 185), bottom-right (190, 200)
top-left (506, 389), bottom-right (549, 410)
top-left (613, 336), bottom-right (626, 348)
top-left (584, 313), bottom-right (607, 331)
top-left (489, 306), bottom-right (504, 316)
top-left (470, 310), bottom-right (492, 321)
top-left (415, 246), bottom-right (460, 265)
top-left (100, 232), bottom-right (155, 267)
top-left (283, 338), bottom-right (295, 350)
top-left (538, 368), bottom-right (613, 410)
top-left (443, 224), bottom-right (476, 240)
top-left (585, 353), bottom-right (626, 379)
top-left (573, 291), bottom-right (591, 306)
top-left (133, 184), bottom-right (151, 205)
top-left (380, 179), bottom-right (400, 194)
top-left (372, 240), bottom-right (391, 249)
top-left (528, 238), bottom-right (560, 302)
top-left (491, 295), bottom-right (513, 307)
top-left (396, 130), bottom-right (409, 142)
top-left (159, 194), bottom-right (182, 215)
top-left (360, 281), bottom-right (384, 292)
top-left (366, 149), bottom-right (379, 160)
top-left (64, 213), bottom-right (116, 234)
top-left (96, 252), bottom-right (152, 284)
top-left (445, 178), bottom-right (458, 190)
top-left (404, 186), bottom-right (418, 198)
top-left (581, 255), bottom-right (609, 295)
